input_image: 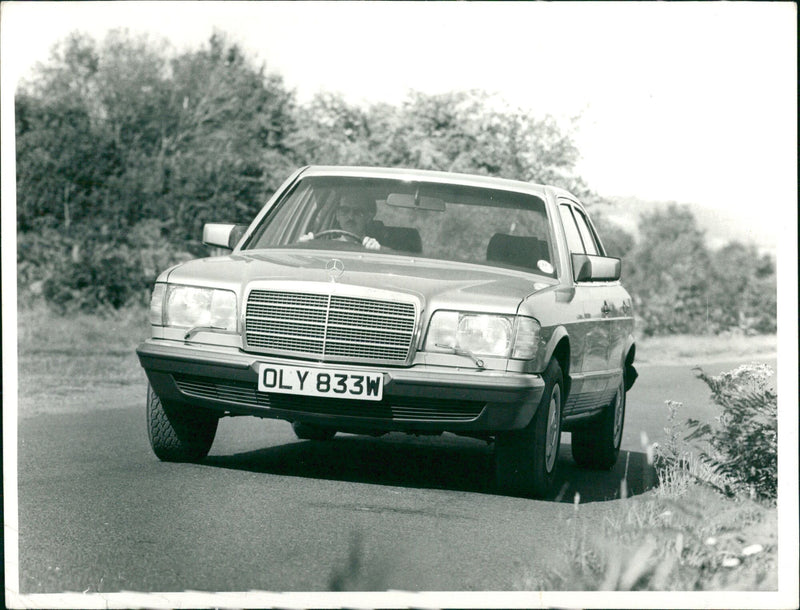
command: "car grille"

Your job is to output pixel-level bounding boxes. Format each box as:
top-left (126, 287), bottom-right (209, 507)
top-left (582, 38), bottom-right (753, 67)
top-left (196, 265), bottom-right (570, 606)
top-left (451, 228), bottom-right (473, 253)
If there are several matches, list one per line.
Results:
top-left (245, 289), bottom-right (417, 364)
top-left (173, 374), bottom-right (484, 422)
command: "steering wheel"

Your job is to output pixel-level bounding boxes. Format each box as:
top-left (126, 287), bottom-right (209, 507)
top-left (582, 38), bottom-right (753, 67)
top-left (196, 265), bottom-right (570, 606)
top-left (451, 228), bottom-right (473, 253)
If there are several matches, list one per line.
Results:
top-left (314, 229), bottom-right (362, 243)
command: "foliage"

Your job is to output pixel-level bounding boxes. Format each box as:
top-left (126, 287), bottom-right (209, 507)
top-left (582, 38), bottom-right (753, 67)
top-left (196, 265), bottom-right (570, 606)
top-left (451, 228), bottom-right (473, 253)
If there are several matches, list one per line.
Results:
top-left (686, 364), bottom-right (777, 502)
top-left (14, 29), bottom-right (777, 330)
top-left (16, 31), bottom-right (298, 309)
top-left (288, 90), bottom-right (586, 189)
top-left (652, 400), bottom-right (733, 498)
top-left (537, 366), bottom-right (778, 591)
top-left (706, 242), bottom-right (777, 334)
top-left (19, 219), bottom-right (193, 313)
top-left (624, 204), bottom-right (711, 335)
top-left (620, 204), bottom-right (776, 336)
top-left (535, 484), bottom-right (777, 591)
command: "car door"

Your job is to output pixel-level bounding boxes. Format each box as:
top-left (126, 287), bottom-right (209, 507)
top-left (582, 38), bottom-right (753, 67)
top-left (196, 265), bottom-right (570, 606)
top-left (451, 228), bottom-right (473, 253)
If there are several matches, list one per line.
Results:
top-left (572, 203), bottom-right (630, 378)
top-left (558, 199), bottom-right (617, 415)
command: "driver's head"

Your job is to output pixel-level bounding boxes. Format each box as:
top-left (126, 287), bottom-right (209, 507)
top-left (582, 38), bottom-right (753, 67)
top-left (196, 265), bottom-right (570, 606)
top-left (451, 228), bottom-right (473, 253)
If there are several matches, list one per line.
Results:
top-left (335, 192), bottom-right (376, 235)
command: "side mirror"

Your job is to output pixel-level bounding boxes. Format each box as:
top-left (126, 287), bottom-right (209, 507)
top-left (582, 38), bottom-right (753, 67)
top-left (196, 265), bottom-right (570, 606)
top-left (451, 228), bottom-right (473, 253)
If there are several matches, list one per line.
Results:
top-left (202, 223), bottom-right (248, 249)
top-left (571, 253), bottom-right (621, 282)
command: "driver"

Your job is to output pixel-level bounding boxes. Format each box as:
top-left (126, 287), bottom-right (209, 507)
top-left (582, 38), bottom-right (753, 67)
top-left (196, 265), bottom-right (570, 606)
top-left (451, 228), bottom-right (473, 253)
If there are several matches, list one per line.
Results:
top-left (299, 193), bottom-right (382, 250)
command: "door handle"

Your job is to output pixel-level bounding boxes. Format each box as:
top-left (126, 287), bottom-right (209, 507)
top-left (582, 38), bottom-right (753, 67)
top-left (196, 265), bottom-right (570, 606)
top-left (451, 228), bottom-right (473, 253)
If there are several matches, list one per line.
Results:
top-left (601, 302), bottom-right (612, 316)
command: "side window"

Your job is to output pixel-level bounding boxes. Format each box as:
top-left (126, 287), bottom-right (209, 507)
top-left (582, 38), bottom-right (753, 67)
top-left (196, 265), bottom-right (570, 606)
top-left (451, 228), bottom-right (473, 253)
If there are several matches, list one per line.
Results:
top-left (558, 204), bottom-right (585, 254)
top-left (573, 208), bottom-right (599, 256)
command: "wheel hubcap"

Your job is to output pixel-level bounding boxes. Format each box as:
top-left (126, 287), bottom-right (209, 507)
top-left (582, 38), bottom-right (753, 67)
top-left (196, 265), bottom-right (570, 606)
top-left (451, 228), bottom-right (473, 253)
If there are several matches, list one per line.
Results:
top-left (544, 385), bottom-right (561, 472)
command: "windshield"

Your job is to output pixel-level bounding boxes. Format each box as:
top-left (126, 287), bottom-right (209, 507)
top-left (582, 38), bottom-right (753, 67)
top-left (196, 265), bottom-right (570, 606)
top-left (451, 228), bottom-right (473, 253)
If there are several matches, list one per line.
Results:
top-left (244, 176), bottom-right (555, 276)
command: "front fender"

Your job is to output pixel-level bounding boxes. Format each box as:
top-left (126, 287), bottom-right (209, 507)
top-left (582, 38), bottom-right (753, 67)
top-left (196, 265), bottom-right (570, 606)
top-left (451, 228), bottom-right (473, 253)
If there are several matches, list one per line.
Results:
top-left (542, 325), bottom-right (569, 367)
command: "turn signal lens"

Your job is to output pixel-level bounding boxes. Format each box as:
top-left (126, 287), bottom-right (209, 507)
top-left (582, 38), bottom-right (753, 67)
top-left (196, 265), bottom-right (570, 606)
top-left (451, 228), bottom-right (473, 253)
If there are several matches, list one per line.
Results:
top-left (512, 316), bottom-right (541, 359)
top-left (149, 283), bottom-right (166, 326)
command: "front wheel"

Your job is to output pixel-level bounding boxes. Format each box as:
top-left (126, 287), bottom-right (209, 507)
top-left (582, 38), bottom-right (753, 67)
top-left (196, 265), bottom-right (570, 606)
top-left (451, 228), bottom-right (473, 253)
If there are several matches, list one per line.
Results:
top-left (571, 377), bottom-right (626, 470)
top-left (147, 384), bottom-right (219, 462)
top-left (495, 359), bottom-right (564, 498)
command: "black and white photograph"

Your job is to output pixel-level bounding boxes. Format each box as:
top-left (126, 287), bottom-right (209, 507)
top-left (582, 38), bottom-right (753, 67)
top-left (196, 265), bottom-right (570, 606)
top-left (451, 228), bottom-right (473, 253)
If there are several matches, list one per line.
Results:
top-left (2, 2), bottom-right (797, 608)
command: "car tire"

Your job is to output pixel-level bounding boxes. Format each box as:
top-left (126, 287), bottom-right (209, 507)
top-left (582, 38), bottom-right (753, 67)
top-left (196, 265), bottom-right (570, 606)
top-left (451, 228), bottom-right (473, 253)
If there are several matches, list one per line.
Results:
top-left (495, 359), bottom-right (563, 498)
top-left (571, 376), bottom-right (626, 470)
top-left (292, 421), bottom-right (337, 441)
top-left (147, 383), bottom-right (219, 462)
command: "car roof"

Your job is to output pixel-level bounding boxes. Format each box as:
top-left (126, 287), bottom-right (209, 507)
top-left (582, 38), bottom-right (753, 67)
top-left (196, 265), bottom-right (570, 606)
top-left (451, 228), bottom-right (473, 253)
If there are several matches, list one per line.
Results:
top-left (298, 165), bottom-right (559, 199)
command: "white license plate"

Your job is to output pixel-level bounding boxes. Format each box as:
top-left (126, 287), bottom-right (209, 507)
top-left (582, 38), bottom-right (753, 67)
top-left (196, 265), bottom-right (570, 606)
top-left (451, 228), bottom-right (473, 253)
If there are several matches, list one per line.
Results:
top-left (256, 364), bottom-right (383, 401)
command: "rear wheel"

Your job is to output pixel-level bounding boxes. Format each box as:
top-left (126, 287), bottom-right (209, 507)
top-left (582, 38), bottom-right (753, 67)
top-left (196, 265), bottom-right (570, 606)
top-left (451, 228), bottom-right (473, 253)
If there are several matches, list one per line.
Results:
top-left (147, 384), bottom-right (219, 462)
top-left (292, 421), bottom-right (337, 441)
top-left (571, 376), bottom-right (626, 470)
top-left (495, 359), bottom-right (563, 498)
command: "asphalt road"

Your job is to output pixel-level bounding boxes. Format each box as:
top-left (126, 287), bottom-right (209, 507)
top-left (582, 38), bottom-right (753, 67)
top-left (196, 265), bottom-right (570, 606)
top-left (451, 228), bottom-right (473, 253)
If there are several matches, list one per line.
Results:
top-left (15, 357), bottom-right (775, 594)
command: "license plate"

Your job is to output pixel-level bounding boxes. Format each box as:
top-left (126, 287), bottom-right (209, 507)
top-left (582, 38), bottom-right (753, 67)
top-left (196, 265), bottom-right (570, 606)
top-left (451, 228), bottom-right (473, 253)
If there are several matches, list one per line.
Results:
top-left (256, 364), bottom-right (383, 401)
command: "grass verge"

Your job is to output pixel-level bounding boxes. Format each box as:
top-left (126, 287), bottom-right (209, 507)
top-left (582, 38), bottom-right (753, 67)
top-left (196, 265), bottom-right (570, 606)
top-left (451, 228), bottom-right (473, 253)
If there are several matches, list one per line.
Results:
top-left (529, 481), bottom-right (777, 591)
top-left (16, 304), bottom-right (149, 416)
top-left (528, 367), bottom-right (778, 592)
top-left (636, 333), bottom-right (776, 365)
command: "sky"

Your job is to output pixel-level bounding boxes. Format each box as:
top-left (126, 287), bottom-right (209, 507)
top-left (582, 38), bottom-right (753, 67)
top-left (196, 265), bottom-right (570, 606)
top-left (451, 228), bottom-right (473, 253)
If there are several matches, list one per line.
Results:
top-left (2, 1), bottom-right (797, 245)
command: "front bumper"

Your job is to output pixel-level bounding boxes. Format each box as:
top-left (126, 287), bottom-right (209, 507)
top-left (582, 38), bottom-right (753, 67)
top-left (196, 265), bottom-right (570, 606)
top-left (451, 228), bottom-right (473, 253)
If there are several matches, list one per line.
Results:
top-left (136, 339), bottom-right (545, 433)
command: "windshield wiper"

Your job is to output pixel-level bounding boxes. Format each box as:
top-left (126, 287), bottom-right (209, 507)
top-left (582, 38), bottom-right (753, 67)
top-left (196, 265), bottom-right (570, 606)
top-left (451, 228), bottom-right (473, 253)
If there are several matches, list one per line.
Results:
top-left (435, 343), bottom-right (485, 369)
top-left (184, 326), bottom-right (231, 341)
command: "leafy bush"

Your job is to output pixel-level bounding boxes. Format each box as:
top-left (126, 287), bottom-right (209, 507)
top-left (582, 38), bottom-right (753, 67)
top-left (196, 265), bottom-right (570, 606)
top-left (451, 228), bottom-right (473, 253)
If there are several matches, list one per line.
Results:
top-left (21, 219), bottom-right (193, 312)
top-left (652, 400), bottom-right (732, 498)
top-left (686, 364), bottom-right (777, 502)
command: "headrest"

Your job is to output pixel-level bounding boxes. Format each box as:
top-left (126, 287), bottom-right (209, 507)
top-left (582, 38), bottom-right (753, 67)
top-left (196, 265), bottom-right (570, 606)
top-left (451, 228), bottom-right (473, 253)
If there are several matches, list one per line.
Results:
top-left (487, 233), bottom-right (549, 270)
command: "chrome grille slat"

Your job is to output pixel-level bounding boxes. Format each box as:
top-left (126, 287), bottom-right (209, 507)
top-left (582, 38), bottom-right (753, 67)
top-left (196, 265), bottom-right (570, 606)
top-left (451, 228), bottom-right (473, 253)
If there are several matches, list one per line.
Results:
top-left (247, 306), bottom-right (328, 322)
top-left (325, 327), bottom-right (411, 346)
top-left (245, 288), bottom-right (417, 364)
top-left (246, 320), bottom-right (325, 338)
top-left (327, 312), bottom-right (414, 331)
top-left (247, 336), bottom-right (324, 352)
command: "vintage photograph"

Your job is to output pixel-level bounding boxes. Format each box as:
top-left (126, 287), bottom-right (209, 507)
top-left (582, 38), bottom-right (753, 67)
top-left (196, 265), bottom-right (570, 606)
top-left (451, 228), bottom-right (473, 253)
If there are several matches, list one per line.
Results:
top-left (2, 2), bottom-right (797, 608)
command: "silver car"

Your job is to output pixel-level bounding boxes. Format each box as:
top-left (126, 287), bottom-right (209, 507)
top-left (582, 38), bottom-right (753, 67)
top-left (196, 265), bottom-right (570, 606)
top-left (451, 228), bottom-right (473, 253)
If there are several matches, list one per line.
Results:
top-left (137, 166), bottom-right (637, 498)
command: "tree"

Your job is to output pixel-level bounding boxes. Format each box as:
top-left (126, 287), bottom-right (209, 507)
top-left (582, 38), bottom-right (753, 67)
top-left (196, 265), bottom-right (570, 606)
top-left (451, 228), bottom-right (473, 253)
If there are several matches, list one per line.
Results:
top-left (16, 30), bottom-right (298, 308)
top-left (368, 91), bottom-right (585, 187)
top-left (625, 204), bottom-right (711, 335)
top-left (707, 243), bottom-right (776, 333)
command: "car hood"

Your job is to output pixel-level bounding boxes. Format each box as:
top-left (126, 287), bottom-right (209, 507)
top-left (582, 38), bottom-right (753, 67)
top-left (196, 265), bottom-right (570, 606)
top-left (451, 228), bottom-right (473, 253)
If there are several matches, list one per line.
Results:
top-left (165, 249), bottom-right (556, 314)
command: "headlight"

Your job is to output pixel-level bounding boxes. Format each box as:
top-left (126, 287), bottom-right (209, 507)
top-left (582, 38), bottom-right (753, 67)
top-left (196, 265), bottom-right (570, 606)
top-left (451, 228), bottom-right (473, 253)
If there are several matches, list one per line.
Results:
top-left (424, 311), bottom-right (540, 359)
top-left (150, 284), bottom-right (238, 331)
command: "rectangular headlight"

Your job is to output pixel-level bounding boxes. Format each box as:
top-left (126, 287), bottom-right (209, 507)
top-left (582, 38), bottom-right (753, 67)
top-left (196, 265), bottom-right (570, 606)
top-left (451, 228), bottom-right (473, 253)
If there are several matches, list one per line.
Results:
top-left (164, 285), bottom-right (238, 331)
top-left (425, 311), bottom-right (540, 360)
